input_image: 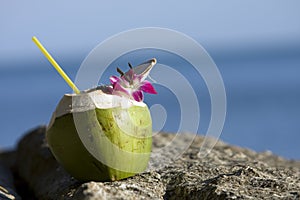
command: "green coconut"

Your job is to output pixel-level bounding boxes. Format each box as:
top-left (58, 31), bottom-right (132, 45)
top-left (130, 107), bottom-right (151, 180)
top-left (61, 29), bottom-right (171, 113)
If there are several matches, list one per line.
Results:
top-left (46, 88), bottom-right (152, 181)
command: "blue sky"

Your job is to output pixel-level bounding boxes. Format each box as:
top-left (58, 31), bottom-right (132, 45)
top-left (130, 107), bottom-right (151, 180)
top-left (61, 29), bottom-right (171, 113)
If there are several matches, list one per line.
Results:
top-left (1, 1), bottom-right (300, 63)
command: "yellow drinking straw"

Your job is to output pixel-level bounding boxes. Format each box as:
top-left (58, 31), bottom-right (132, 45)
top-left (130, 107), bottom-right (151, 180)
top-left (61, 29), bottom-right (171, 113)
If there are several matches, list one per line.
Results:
top-left (32, 36), bottom-right (80, 94)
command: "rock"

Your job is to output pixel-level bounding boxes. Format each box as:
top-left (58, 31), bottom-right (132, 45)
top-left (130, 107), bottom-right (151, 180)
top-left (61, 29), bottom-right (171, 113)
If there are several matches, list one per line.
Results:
top-left (0, 151), bottom-right (21, 200)
top-left (10, 126), bottom-right (300, 199)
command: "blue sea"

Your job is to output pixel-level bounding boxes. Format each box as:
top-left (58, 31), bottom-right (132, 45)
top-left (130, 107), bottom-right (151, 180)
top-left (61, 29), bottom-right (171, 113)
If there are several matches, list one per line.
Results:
top-left (1, 45), bottom-right (299, 160)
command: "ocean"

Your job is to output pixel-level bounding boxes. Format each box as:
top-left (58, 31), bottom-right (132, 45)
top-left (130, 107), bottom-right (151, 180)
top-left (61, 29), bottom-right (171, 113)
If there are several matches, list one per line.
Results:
top-left (1, 46), bottom-right (299, 160)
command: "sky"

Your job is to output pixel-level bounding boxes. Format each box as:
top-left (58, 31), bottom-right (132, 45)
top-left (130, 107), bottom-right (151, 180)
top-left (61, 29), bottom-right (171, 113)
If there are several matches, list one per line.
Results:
top-left (1, 1), bottom-right (300, 63)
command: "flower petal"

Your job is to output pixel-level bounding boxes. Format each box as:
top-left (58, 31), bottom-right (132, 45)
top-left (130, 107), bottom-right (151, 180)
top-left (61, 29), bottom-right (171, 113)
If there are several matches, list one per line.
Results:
top-left (113, 82), bottom-right (130, 96)
top-left (123, 69), bottom-right (135, 83)
top-left (110, 76), bottom-right (120, 85)
top-left (132, 90), bottom-right (144, 102)
top-left (140, 80), bottom-right (157, 94)
top-left (105, 85), bottom-right (114, 94)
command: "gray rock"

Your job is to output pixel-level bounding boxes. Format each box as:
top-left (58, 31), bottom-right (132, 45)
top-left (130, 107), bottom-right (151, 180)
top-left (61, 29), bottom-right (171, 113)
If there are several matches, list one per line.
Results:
top-left (13, 126), bottom-right (300, 199)
top-left (0, 151), bottom-right (21, 200)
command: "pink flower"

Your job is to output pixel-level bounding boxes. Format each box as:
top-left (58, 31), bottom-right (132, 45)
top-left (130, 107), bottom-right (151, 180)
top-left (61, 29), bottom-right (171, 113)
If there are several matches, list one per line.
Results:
top-left (110, 66), bottom-right (157, 102)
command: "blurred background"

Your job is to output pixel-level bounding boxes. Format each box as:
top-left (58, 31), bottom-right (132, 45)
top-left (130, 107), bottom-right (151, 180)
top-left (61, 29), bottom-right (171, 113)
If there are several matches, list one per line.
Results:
top-left (0, 1), bottom-right (299, 159)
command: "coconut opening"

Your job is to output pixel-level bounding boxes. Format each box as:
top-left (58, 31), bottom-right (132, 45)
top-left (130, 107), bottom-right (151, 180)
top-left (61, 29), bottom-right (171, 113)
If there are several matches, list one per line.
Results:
top-left (53, 86), bottom-right (146, 119)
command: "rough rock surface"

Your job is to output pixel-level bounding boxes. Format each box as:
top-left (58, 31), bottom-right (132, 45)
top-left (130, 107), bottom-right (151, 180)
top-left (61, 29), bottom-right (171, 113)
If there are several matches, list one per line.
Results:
top-left (0, 151), bottom-right (21, 200)
top-left (1, 126), bottom-right (300, 199)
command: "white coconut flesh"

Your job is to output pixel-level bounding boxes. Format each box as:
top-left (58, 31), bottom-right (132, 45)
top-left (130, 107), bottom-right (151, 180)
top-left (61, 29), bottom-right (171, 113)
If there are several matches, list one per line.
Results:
top-left (48, 88), bottom-right (147, 128)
